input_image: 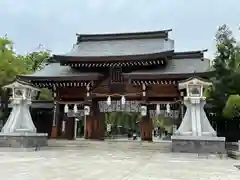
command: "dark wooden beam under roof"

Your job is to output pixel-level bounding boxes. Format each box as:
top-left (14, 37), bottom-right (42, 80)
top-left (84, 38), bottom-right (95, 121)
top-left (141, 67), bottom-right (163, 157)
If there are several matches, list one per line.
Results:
top-left (126, 72), bottom-right (213, 86)
top-left (76, 29), bottom-right (172, 42)
top-left (65, 59), bottom-right (166, 68)
top-left (126, 71), bottom-right (214, 86)
top-left (126, 71), bottom-right (214, 80)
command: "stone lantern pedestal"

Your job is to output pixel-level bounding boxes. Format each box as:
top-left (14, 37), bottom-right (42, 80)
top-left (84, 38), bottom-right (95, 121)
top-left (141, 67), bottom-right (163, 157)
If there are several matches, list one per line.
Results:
top-left (171, 77), bottom-right (226, 154)
top-left (0, 81), bottom-right (48, 148)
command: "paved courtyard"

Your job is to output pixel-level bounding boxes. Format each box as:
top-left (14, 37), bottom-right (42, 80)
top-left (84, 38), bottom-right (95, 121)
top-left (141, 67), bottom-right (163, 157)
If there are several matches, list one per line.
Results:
top-left (0, 149), bottom-right (239, 180)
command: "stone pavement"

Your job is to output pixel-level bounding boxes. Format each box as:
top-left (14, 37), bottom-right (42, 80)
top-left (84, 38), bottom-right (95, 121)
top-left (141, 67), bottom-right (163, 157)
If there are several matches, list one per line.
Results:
top-left (0, 149), bottom-right (239, 180)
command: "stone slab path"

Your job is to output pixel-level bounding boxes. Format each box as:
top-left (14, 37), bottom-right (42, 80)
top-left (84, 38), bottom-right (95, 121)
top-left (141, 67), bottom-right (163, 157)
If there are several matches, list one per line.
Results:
top-left (0, 149), bottom-right (239, 180)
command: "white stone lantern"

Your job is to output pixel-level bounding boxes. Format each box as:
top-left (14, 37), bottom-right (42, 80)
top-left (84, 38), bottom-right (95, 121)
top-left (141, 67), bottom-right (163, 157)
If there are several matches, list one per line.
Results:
top-left (171, 77), bottom-right (226, 154)
top-left (1, 81), bottom-right (40, 133)
top-left (174, 77), bottom-right (216, 136)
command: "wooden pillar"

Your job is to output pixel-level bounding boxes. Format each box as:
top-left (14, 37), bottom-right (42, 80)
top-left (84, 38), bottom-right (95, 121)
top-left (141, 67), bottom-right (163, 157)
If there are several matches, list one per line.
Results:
top-left (65, 116), bottom-right (75, 140)
top-left (98, 112), bottom-right (105, 140)
top-left (84, 100), bottom-right (104, 140)
top-left (140, 83), bottom-right (152, 141)
top-left (51, 97), bottom-right (59, 138)
top-left (51, 87), bottom-right (64, 139)
top-left (84, 112), bottom-right (92, 139)
top-left (140, 108), bottom-right (153, 141)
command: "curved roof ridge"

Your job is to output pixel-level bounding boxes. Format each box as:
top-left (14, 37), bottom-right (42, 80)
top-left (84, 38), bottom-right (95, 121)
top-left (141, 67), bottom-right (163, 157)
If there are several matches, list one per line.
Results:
top-left (76, 29), bottom-right (172, 42)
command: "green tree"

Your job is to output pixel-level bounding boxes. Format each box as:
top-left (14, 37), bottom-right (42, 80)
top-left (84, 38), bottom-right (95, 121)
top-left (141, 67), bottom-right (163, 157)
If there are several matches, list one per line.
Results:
top-left (20, 48), bottom-right (51, 72)
top-left (0, 36), bottom-right (52, 100)
top-left (18, 48), bottom-right (52, 100)
top-left (0, 36), bottom-right (27, 87)
top-left (208, 24), bottom-right (240, 117)
top-left (223, 95), bottom-right (240, 118)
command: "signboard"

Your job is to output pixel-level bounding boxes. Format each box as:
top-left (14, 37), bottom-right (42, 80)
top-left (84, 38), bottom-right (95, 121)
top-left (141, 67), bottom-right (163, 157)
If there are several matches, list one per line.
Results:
top-left (149, 110), bottom-right (179, 119)
top-left (98, 100), bottom-right (141, 112)
top-left (67, 110), bottom-right (84, 117)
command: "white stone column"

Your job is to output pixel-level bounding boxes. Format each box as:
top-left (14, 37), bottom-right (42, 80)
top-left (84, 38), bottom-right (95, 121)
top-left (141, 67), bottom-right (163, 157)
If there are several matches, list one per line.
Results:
top-left (192, 99), bottom-right (202, 136)
top-left (74, 118), bottom-right (78, 139)
top-left (190, 104), bottom-right (197, 136)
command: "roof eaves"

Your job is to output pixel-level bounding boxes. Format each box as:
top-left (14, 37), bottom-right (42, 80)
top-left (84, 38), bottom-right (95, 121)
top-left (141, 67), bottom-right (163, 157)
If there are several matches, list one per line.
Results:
top-left (53, 50), bottom-right (174, 63)
top-left (17, 74), bottom-right (103, 81)
top-left (173, 49), bottom-right (208, 59)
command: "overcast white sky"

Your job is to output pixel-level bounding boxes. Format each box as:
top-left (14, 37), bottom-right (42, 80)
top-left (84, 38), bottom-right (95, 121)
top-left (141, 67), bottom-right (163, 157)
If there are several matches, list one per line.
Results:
top-left (0, 0), bottom-right (239, 59)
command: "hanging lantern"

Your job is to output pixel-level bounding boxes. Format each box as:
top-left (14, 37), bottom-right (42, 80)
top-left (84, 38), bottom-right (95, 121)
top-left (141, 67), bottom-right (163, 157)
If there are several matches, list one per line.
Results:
top-left (84, 106), bottom-right (90, 116)
top-left (86, 92), bottom-right (90, 97)
top-left (140, 105), bottom-right (147, 116)
top-left (86, 83), bottom-right (90, 97)
top-left (156, 104), bottom-right (160, 115)
top-left (62, 121), bottom-right (66, 132)
top-left (86, 83), bottom-right (90, 91)
top-left (73, 104), bottom-right (78, 113)
top-left (166, 103), bottom-right (170, 113)
top-left (121, 96), bottom-right (126, 105)
top-left (142, 84), bottom-right (146, 97)
top-left (64, 104), bottom-right (69, 113)
top-left (107, 96), bottom-right (111, 106)
top-left (142, 91), bottom-right (146, 97)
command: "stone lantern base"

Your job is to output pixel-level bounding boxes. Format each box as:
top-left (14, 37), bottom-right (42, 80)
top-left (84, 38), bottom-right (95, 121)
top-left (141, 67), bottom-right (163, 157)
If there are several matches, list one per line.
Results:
top-left (0, 132), bottom-right (48, 148)
top-left (171, 136), bottom-right (226, 154)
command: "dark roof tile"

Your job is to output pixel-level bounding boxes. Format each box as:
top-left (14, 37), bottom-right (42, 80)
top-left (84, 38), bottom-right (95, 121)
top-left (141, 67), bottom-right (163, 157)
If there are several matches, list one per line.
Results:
top-left (123, 58), bottom-right (211, 78)
top-left (59, 38), bottom-right (174, 58)
top-left (18, 63), bottom-right (103, 81)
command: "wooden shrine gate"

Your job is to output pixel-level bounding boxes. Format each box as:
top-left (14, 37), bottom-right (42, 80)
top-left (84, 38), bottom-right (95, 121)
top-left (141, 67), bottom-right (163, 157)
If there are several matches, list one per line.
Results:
top-left (18, 30), bottom-right (209, 142)
top-left (60, 100), bottom-right (180, 141)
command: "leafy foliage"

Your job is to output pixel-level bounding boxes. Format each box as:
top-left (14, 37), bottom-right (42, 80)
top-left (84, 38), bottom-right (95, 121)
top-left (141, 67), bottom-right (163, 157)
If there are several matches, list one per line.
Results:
top-left (0, 36), bottom-right (28, 86)
top-left (208, 24), bottom-right (240, 118)
top-left (21, 50), bottom-right (50, 72)
top-left (105, 112), bottom-right (140, 129)
top-left (38, 88), bottom-right (53, 100)
top-left (223, 95), bottom-right (240, 118)
top-left (0, 36), bottom-right (52, 100)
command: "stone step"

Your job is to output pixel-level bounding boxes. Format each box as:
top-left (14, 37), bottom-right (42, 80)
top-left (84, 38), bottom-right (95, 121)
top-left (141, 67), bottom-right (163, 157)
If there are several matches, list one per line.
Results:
top-left (227, 151), bottom-right (240, 160)
top-left (226, 142), bottom-right (240, 159)
top-left (47, 139), bottom-right (172, 152)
